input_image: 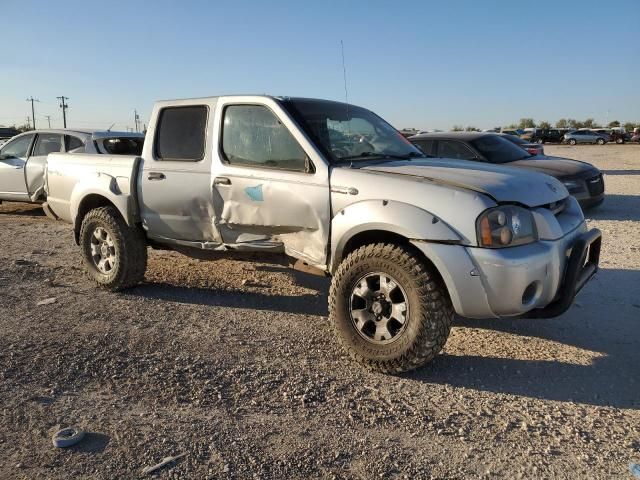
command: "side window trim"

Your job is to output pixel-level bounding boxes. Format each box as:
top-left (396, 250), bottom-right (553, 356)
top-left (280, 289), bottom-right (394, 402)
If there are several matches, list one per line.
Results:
top-left (219, 103), bottom-right (314, 174)
top-left (153, 105), bottom-right (209, 162)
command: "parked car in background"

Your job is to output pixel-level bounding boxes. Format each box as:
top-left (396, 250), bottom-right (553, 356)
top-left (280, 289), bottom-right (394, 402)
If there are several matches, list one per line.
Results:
top-left (500, 134), bottom-right (544, 155)
top-left (43, 95), bottom-right (601, 373)
top-left (530, 128), bottom-right (565, 144)
top-left (591, 129), bottom-right (629, 144)
top-left (564, 130), bottom-right (609, 145)
top-left (409, 132), bottom-right (605, 209)
top-left (500, 129), bottom-right (520, 136)
top-left (631, 133), bottom-right (640, 143)
top-left (0, 129), bottom-right (144, 204)
top-left (0, 127), bottom-right (20, 143)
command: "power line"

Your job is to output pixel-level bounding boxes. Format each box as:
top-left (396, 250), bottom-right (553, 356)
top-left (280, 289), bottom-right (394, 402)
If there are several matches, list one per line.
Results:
top-left (26, 97), bottom-right (40, 129)
top-left (57, 96), bottom-right (69, 128)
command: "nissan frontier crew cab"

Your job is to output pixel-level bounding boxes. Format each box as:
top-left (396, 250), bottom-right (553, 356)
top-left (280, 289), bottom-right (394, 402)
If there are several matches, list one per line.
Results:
top-left (43, 96), bottom-right (601, 373)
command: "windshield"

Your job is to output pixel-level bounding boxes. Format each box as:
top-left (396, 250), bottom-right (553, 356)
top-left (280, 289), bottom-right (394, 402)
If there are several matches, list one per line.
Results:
top-left (281, 98), bottom-right (424, 162)
top-left (471, 135), bottom-right (532, 163)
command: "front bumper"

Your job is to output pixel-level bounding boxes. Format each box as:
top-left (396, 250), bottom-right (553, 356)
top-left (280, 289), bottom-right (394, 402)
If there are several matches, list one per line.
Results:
top-left (528, 228), bottom-right (601, 318)
top-left (412, 226), bottom-right (601, 319)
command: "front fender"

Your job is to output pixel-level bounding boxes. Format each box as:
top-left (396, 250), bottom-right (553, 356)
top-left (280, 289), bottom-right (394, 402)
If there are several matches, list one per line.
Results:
top-left (70, 173), bottom-right (135, 228)
top-left (330, 199), bottom-right (463, 272)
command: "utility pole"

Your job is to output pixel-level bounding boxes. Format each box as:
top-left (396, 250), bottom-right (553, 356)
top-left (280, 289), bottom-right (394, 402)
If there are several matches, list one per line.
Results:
top-left (25, 116), bottom-right (31, 130)
top-left (45, 115), bottom-right (52, 128)
top-left (26, 97), bottom-right (40, 129)
top-left (134, 109), bottom-right (140, 132)
top-left (57, 96), bottom-right (69, 128)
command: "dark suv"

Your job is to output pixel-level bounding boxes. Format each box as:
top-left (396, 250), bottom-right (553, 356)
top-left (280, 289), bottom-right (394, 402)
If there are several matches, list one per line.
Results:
top-left (530, 129), bottom-right (565, 144)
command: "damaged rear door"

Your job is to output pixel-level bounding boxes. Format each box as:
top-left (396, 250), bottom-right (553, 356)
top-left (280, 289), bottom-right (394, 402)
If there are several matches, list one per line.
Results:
top-left (211, 97), bottom-right (330, 268)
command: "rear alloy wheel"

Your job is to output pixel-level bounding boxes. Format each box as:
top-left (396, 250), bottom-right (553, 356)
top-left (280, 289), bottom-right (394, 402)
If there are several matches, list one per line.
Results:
top-left (569, 139), bottom-right (577, 146)
top-left (596, 138), bottom-right (605, 145)
top-left (79, 206), bottom-right (147, 291)
top-left (330, 243), bottom-right (453, 374)
top-left (616, 138), bottom-right (624, 144)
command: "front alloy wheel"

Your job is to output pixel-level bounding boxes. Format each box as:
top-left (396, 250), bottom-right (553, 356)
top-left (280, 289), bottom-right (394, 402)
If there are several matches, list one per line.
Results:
top-left (350, 272), bottom-right (409, 344)
top-left (330, 243), bottom-right (453, 373)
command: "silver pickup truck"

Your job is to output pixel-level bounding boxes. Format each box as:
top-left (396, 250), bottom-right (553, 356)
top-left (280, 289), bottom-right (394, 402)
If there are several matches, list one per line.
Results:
top-left (44, 95), bottom-right (601, 373)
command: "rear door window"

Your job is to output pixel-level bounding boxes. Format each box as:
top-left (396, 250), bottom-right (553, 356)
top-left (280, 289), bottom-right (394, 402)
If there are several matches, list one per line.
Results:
top-left (437, 140), bottom-right (477, 160)
top-left (32, 133), bottom-right (64, 156)
top-left (155, 106), bottom-right (207, 161)
top-left (65, 135), bottom-right (85, 152)
top-left (412, 139), bottom-right (434, 155)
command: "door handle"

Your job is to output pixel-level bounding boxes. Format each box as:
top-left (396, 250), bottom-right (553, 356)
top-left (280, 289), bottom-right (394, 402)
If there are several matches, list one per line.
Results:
top-left (147, 172), bottom-right (165, 181)
top-left (214, 177), bottom-right (231, 186)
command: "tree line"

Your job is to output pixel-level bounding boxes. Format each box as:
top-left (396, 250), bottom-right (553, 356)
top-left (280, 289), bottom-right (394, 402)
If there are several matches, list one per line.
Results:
top-left (452, 119), bottom-right (638, 132)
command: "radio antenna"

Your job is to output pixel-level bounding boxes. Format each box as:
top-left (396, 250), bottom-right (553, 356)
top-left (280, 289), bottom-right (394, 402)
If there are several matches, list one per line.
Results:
top-left (340, 40), bottom-right (349, 104)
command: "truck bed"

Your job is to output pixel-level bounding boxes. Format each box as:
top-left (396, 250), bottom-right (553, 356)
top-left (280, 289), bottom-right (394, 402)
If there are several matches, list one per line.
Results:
top-left (45, 153), bottom-right (140, 224)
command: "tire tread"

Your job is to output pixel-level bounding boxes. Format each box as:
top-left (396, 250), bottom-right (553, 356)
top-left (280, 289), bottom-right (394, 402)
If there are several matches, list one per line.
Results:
top-left (79, 206), bottom-right (147, 291)
top-left (329, 243), bottom-right (452, 374)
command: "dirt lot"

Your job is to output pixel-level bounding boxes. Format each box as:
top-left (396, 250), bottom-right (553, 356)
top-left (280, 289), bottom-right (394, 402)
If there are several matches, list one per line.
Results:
top-left (0, 144), bottom-right (638, 479)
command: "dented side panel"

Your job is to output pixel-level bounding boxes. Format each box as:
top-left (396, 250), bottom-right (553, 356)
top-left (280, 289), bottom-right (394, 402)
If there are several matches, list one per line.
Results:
top-left (210, 96), bottom-right (331, 267)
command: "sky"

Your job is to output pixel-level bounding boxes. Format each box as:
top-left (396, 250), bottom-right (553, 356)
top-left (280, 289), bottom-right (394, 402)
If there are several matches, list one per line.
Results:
top-left (1, 0), bottom-right (638, 132)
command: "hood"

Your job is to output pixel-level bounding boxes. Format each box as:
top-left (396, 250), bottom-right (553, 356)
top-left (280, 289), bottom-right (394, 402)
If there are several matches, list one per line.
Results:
top-left (508, 156), bottom-right (598, 178)
top-left (354, 158), bottom-right (567, 207)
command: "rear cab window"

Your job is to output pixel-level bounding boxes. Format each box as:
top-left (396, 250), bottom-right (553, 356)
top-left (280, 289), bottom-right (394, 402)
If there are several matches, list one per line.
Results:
top-left (155, 106), bottom-right (207, 161)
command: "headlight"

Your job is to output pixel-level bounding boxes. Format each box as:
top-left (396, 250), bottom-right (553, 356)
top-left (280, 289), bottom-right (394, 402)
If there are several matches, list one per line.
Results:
top-left (476, 205), bottom-right (537, 248)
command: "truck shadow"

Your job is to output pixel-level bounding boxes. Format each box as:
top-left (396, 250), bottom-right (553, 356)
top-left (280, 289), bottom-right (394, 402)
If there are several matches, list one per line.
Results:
top-left (0, 202), bottom-right (45, 216)
top-left (406, 268), bottom-right (640, 409)
top-left (129, 279), bottom-right (329, 317)
top-left (584, 194), bottom-right (640, 221)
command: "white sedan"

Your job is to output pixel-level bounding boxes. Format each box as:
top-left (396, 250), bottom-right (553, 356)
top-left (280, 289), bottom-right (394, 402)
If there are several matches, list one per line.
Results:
top-left (0, 129), bottom-right (144, 204)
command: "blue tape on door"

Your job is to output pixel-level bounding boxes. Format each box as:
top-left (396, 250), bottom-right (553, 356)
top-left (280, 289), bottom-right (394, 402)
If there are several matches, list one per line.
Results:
top-left (245, 184), bottom-right (264, 202)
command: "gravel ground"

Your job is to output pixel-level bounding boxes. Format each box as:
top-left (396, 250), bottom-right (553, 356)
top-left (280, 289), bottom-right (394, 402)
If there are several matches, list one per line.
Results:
top-left (0, 144), bottom-right (638, 479)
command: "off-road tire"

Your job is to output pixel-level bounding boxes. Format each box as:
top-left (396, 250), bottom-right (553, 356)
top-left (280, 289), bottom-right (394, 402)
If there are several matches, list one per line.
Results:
top-left (79, 206), bottom-right (147, 291)
top-left (329, 243), bottom-right (453, 373)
